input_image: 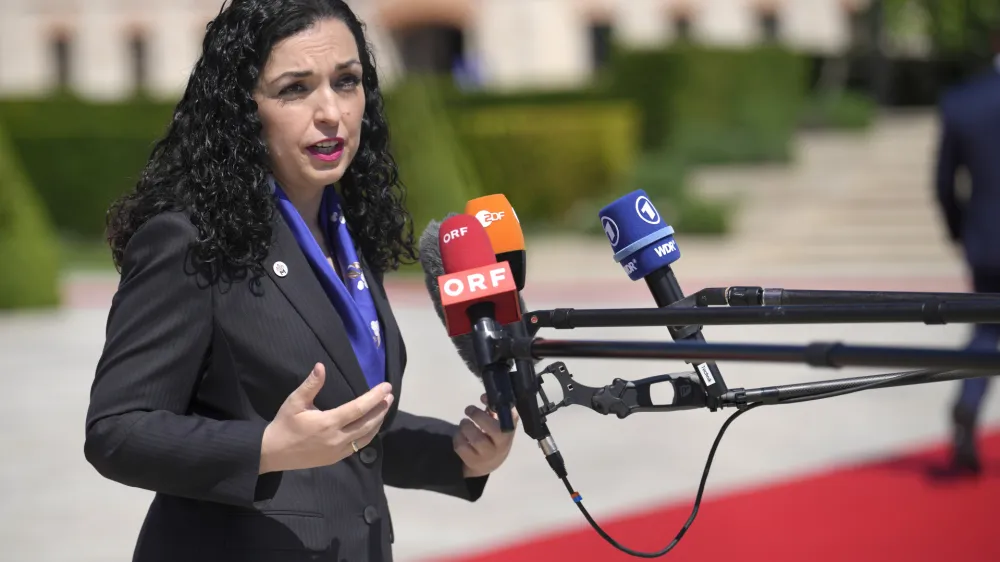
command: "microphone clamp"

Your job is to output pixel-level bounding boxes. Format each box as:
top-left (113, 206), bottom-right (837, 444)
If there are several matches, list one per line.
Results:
top-left (535, 362), bottom-right (710, 419)
top-left (532, 360), bottom-right (1000, 421)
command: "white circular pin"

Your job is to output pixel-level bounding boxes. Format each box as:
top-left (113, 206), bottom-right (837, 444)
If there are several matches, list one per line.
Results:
top-left (273, 261), bottom-right (289, 277)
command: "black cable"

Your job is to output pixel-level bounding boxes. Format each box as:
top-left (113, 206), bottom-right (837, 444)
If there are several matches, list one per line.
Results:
top-left (774, 368), bottom-right (938, 404)
top-left (553, 367), bottom-right (939, 557)
top-left (557, 402), bottom-right (763, 557)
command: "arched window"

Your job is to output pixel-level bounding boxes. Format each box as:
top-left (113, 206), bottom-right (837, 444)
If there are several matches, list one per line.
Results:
top-left (757, 7), bottom-right (781, 42)
top-left (127, 28), bottom-right (149, 94)
top-left (673, 13), bottom-right (693, 41)
top-left (394, 25), bottom-right (466, 75)
top-left (50, 27), bottom-right (73, 90)
top-left (590, 21), bottom-right (613, 71)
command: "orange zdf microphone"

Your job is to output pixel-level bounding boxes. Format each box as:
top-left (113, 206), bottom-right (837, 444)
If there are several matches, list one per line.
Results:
top-left (465, 194), bottom-right (526, 291)
top-left (437, 213), bottom-right (520, 431)
top-left (465, 195), bottom-right (554, 445)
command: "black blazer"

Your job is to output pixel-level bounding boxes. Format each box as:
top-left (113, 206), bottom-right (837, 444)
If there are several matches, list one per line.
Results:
top-left (84, 211), bottom-right (487, 562)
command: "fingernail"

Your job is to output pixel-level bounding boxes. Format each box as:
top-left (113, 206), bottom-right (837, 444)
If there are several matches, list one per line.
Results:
top-left (465, 406), bottom-right (476, 416)
top-left (380, 382), bottom-right (392, 393)
top-left (385, 394), bottom-right (394, 406)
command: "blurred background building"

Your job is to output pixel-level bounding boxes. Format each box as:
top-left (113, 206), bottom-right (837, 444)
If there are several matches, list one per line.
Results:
top-left (0, 0), bottom-right (866, 100)
top-left (2, 0), bottom-right (999, 298)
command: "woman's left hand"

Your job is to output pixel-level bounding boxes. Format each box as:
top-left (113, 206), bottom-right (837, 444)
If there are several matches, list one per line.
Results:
top-left (454, 394), bottom-right (518, 478)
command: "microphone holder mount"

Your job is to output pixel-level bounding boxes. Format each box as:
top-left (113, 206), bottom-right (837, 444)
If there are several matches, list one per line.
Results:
top-left (536, 361), bottom-right (1000, 420)
top-left (500, 284), bottom-right (1000, 558)
top-left (536, 362), bottom-right (709, 419)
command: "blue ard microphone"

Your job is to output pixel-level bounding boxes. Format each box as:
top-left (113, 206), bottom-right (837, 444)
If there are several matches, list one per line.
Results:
top-left (599, 190), bottom-right (729, 403)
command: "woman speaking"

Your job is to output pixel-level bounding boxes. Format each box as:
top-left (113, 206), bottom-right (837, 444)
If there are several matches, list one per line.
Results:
top-left (84, 1), bottom-right (515, 560)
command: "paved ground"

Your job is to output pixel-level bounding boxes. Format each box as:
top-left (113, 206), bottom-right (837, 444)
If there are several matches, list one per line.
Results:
top-left (2, 259), bottom-right (998, 561)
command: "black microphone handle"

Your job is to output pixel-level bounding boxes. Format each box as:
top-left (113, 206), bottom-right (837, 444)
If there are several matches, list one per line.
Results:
top-left (468, 305), bottom-right (516, 432)
top-left (496, 250), bottom-right (527, 293)
top-left (481, 362), bottom-right (516, 431)
top-left (508, 319), bottom-right (551, 440)
top-left (644, 267), bottom-right (729, 399)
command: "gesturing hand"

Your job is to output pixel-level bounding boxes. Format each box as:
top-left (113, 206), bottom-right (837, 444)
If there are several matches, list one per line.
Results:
top-left (454, 394), bottom-right (518, 479)
top-left (259, 363), bottom-right (393, 474)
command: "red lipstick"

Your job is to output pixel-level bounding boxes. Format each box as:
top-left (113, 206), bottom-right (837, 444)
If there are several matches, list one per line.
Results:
top-left (307, 137), bottom-right (344, 162)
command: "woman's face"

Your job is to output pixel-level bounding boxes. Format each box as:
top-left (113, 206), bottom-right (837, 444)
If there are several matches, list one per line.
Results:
top-left (254, 18), bottom-right (365, 194)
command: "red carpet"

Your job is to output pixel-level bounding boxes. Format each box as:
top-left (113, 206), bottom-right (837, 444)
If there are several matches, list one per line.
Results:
top-left (441, 430), bottom-right (1000, 562)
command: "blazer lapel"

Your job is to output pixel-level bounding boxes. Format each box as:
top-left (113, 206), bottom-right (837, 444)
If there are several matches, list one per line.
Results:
top-left (364, 261), bottom-right (402, 393)
top-left (263, 215), bottom-right (371, 399)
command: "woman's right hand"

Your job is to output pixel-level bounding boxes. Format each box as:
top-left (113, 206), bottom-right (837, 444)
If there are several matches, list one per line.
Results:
top-left (259, 363), bottom-right (393, 474)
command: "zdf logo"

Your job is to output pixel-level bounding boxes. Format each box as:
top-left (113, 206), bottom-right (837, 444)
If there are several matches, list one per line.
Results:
top-left (475, 209), bottom-right (505, 227)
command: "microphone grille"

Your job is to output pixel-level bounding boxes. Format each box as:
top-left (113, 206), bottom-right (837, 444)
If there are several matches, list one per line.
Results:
top-left (465, 194), bottom-right (525, 254)
top-left (439, 214), bottom-right (497, 273)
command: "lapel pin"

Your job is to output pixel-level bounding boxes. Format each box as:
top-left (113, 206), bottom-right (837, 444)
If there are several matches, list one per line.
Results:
top-left (273, 261), bottom-right (289, 277)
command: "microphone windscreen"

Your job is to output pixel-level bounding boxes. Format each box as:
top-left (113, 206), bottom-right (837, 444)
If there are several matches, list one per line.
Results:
top-left (439, 214), bottom-right (497, 274)
top-left (465, 194), bottom-right (525, 254)
top-left (418, 213), bottom-right (457, 327)
top-left (598, 189), bottom-right (680, 281)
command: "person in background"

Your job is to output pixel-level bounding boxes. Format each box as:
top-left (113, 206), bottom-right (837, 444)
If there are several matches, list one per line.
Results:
top-left (83, 1), bottom-right (516, 560)
top-left (934, 27), bottom-right (1000, 476)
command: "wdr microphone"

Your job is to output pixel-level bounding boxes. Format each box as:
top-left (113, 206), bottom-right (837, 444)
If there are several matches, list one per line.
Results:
top-left (599, 190), bottom-right (728, 401)
top-left (466, 194), bottom-right (527, 291)
top-left (437, 214), bottom-right (520, 431)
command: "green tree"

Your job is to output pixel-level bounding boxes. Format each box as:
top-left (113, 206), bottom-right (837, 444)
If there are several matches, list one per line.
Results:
top-left (885, 0), bottom-right (1000, 57)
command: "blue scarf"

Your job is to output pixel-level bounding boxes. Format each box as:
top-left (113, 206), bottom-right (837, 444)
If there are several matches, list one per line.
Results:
top-left (269, 176), bottom-right (386, 389)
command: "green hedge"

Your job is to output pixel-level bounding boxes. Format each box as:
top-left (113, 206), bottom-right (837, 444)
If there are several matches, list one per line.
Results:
top-left (0, 121), bottom-right (61, 309)
top-left (450, 100), bottom-right (639, 231)
top-left (443, 82), bottom-right (615, 109)
top-left (799, 91), bottom-right (876, 130)
top-left (603, 48), bottom-right (680, 151)
top-left (382, 76), bottom-right (482, 271)
top-left (1, 44), bottom-right (814, 243)
top-left (621, 149), bottom-right (730, 235)
top-left (608, 44), bottom-right (809, 164)
top-left (0, 96), bottom-right (173, 239)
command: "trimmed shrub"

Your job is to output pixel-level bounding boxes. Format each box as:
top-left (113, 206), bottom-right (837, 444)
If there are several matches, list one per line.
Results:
top-left (0, 96), bottom-right (173, 239)
top-left (0, 121), bottom-right (61, 309)
top-left (452, 101), bottom-right (639, 230)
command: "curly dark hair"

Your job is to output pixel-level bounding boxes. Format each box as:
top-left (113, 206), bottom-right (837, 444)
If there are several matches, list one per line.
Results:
top-left (106, 0), bottom-right (416, 280)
